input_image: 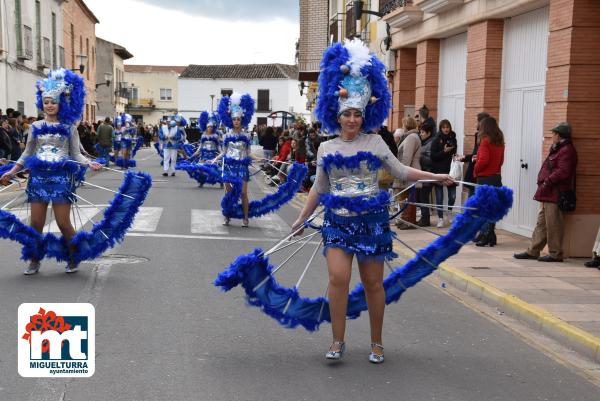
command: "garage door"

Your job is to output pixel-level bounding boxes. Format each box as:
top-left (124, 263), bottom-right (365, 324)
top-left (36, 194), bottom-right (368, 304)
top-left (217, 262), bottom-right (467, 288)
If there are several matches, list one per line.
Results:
top-left (438, 32), bottom-right (467, 154)
top-left (498, 7), bottom-right (549, 236)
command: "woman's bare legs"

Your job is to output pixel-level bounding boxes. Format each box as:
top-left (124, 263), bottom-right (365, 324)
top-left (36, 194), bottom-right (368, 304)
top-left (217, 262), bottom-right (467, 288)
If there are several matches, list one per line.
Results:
top-left (358, 258), bottom-right (385, 355)
top-left (29, 202), bottom-right (49, 265)
top-left (52, 203), bottom-right (77, 265)
top-left (326, 247), bottom-right (353, 351)
top-left (241, 181), bottom-right (249, 223)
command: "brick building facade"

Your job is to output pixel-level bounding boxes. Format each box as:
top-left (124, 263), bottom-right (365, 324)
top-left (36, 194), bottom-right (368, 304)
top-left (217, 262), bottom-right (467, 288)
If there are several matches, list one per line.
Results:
top-left (299, 0), bottom-right (600, 256)
top-left (62, 0), bottom-right (98, 123)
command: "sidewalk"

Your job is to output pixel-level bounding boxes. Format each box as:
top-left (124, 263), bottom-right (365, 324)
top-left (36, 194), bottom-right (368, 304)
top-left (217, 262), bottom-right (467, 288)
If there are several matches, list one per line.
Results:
top-left (392, 223), bottom-right (600, 364)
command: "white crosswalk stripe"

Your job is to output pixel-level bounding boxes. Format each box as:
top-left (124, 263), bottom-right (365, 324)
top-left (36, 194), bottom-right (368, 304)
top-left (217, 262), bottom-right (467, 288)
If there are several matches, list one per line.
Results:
top-left (130, 207), bottom-right (163, 232)
top-left (190, 209), bottom-right (290, 236)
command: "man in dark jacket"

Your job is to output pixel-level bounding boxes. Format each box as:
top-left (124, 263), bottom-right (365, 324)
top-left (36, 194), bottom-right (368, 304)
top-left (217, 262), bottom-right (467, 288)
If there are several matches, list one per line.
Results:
top-left (96, 118), bottom-right (114, 165)
top-left (514, 122), bottom-right (577, 262)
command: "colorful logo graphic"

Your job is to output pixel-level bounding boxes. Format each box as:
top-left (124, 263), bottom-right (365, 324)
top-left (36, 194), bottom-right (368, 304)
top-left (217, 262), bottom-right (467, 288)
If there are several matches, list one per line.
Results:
top-left (18, 303), bottom-right (95, 377)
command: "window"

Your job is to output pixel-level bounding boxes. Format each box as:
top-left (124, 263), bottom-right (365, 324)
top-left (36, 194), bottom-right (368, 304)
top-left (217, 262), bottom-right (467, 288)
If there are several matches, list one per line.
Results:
top-left (257, 89), bottom-right (270, 112)
top-left (160, 88), bottom-right (172, 101)
top-left (70, 24), bottom-right (75, 69)
top-left (86, 38), bottom-right (89, 79)
top-left (15, 0), bottom-right (23, 58)
top-left (221, 89), bottom-right (233, 97)
top-left (129, 87), bottom-right (139, 103)
top-left (35, 1), bottom-right (41, 65)
top-left (23, 25), bottom-right (33, 59)
top-left (52, 12), bottom-right (57, 68)
top-left (42, 38), bottom-right (51, 66)
top-left (17, 101), bottom-right (25, 115)
top-left (58, 46), bottom-right (65, 67)
top-left (256, 117), bottom-right (268, 127)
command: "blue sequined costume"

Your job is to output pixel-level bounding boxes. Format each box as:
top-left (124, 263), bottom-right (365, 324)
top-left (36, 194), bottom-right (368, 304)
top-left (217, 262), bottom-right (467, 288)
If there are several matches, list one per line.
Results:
top-left (199, 134), bottom-right (221, 161)
top-left (222, 132), bottom-right (251, 182)
top-left (319, 151), bottom-right (395, 261)
top-left (19, 122), bottom-right (89, 204)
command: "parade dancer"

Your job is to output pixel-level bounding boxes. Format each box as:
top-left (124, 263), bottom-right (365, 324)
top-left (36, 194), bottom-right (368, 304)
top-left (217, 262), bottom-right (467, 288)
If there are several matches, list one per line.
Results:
top-left (117, 113), bottom-right (137, 169)
top-left (213, 93), bottom-right (257, 226)
top-left (113, 114), bottom-right (123, 160)
top-left (187, 111), bottom-right (222, 187)
top-left (160, 115), bottom-right (186, 177)
top-left (0, 68), bottom-right (152, 275)
top-left (214, 39), bottom-right (513, 364)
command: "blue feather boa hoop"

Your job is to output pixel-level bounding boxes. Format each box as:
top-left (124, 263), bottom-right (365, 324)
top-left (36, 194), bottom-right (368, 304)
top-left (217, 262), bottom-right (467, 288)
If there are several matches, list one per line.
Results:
top-left (221, 163), bottom-right (307, 219)
top-left (315, 41), bottom-right (391, 134)
top-left (0, 171), bottom-right (152, 264)
top-left (36, 68), bottom-right (86, 125)
top-left (215, 184), bottom-right (513, 331)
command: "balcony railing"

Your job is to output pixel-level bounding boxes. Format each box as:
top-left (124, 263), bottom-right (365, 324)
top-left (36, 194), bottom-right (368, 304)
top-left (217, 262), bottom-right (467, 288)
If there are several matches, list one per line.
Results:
top-left (379, 0), bottom-right (413, 16)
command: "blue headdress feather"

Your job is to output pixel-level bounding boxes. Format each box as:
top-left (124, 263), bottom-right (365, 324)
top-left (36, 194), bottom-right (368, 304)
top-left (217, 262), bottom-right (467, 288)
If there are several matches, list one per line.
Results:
top-left (35, 68), bottom-right (86, 125)
top-left (218, 93), bottom-right (255, 129)
top-left (199, 111), bottom-right (220, 132)
top-left (315, 39), bottom-right (391, 134)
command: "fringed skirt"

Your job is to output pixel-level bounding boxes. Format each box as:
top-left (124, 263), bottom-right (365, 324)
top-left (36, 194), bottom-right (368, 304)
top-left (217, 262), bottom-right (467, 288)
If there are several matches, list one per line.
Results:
top-left (223, 157), bottom-right (251, 182)
top-left (25, 158), bottom-right (83, 204)
top-left (321, 208), bottom-right (397, 262)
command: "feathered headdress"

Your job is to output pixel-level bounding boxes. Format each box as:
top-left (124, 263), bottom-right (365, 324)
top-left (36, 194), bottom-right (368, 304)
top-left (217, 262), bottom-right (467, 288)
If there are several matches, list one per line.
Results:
top-left (171, 113), bottom-right (188, 127)
top-left (315, 39), bottom-right (391, 134)
top-left (35, 68), bottom-right (86, 125)
top-left (218, 93), bottom-right (255, 129)
top-left (123, 113), bottom-right (133, 126)
top-left (199, 111), bottom-right (220, 132)
top-left (114, 114), bottom-right (123, 127)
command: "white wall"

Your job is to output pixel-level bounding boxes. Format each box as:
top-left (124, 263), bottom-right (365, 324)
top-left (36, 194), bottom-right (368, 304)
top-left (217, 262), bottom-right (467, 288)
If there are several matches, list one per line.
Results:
top-left (0, 0), bottom-right (63, 116)
top-left (178, 78), bottom-right (310, 127)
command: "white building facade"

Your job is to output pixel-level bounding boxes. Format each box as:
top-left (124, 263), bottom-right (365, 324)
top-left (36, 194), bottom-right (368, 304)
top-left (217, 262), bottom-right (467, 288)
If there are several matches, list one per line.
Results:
top-left (177, 64), bottom-right (309, 128)
top-left (124, 65), bottom-right (185, 124)
top-left (0, 0), bottom-right (64, 117)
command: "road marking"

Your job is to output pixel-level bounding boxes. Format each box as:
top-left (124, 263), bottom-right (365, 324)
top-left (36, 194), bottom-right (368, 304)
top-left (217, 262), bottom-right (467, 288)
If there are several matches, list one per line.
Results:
top-left (43, 204), bottom-right (107, 232)
top-left (131, 207), bottom-right (163, 232)
top-left (191, 209), bottom-right (228, 234)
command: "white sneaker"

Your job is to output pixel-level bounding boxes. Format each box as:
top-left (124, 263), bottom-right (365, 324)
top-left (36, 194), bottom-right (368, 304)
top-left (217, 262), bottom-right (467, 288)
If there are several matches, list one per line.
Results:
top-left (437, 219), bottom-right (444, 228)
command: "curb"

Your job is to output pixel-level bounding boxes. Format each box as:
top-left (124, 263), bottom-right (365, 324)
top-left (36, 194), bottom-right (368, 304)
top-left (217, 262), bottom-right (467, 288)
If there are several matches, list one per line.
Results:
top-left (434, 262), bottom-right (600, 364)
top-left (290, 190), bottom-right (600, 363)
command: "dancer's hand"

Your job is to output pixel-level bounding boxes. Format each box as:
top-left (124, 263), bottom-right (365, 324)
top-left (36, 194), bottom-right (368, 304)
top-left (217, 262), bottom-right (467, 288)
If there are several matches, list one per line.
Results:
top-left (0, 172), bottom-right (13, 186)
top-left (436, 174), bottom-right (454, 186)
top-left (89, 162), bottom-right (103, 171)
top-left (291, 218), bottom-right (305, 237)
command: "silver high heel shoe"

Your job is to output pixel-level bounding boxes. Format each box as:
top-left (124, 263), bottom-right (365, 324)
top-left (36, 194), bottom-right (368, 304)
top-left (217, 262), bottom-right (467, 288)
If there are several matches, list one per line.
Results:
top-left (23, 261), bottom-right (41, 275)
top-left (325, 341), bottom-right (345, 360)
top-left (369, 343), bottom-right (384, 364)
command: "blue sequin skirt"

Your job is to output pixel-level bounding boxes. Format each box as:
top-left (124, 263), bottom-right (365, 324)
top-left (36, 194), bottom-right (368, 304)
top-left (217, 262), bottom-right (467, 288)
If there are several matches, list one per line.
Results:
top-left (200, 149), bottom-right (219, 161)
top-left (25, 158), bottom-right (82, 204)
top-left (321, 208), bottom-right (397, 262)
top-left (121, 137), bottom-right (133, 150)
top-left (223, 157), bottom-right (251, 182)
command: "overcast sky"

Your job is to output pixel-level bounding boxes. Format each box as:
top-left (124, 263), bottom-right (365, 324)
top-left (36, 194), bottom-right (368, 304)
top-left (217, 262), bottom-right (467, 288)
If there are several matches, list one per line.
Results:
top-left (86, 0), bottom-right (300, 66)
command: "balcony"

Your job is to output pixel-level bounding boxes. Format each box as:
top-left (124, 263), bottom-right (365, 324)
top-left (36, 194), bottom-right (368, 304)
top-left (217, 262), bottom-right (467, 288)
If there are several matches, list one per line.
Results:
top-left (414, 0), bottom-right (463, 14)
top-left (382, 1), bottom-right (423, 30)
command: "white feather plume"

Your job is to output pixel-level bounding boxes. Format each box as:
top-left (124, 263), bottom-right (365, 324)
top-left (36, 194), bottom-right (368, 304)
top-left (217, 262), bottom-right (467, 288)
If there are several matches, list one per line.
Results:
top-left (344, 38), bottom-right (372, 76)
top-left (230, 92), bottom-right (242, 105)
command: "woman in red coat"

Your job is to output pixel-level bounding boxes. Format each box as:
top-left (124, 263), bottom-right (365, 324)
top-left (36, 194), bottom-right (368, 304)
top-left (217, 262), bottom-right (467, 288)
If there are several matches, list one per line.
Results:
top-left (474, 117), bottom-right (505, 246)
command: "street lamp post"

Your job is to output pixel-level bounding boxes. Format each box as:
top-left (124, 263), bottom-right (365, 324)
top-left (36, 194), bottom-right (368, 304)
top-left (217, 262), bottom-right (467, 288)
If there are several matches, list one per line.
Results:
top-left (71, 54), bottom-right (88, 74)
top-left (210, 94), bottom-right (215, 111)
top-left (95, 72), bottom-right (113, 88)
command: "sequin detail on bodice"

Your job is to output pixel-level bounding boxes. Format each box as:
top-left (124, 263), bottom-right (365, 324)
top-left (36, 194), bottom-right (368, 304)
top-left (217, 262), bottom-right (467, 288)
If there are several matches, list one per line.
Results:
top-left (224, 134), bottom-right (250, 161)
top-left (35, 134), bottom-right (70, 163)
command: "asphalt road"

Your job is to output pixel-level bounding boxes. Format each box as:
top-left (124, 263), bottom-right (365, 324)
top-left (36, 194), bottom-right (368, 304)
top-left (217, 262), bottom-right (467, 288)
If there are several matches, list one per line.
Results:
top-left (0, 148), bottom-right (598, 401)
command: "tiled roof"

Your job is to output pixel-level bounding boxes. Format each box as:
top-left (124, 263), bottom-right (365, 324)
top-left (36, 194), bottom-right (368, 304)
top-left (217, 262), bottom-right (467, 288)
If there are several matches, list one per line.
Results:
top-left (124, 65), bottom-right (186, 74)
top-left (180, 64), bottom-right (298, 80)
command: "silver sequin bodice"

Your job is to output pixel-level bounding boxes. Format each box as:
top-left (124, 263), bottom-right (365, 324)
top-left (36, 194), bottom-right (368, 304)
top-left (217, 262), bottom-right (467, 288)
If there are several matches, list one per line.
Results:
top-left (226, 141), bottom-right (249, 160)
top-left (202, 138), bottom-right (218, 151)
top-left (35, 134), bottom-right (70, 163)
top-left (328, 160), bottom-right (379, 198)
